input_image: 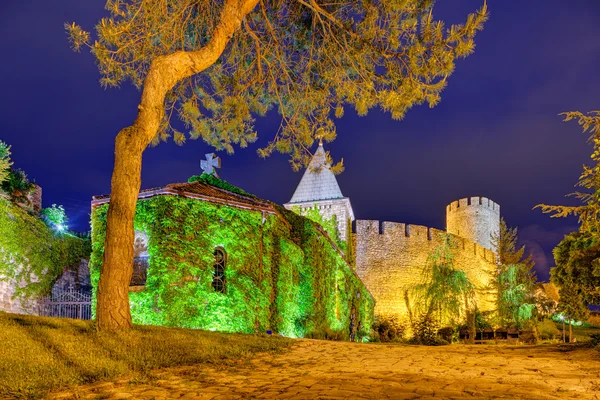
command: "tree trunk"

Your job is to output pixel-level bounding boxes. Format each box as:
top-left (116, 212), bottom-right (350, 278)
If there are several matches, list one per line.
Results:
top-left (96, 129), bottom-right (144, 330)
top-left (569, 322), bottom-right (573, 343)
top-left (95, 0), bottom-right (259, 330)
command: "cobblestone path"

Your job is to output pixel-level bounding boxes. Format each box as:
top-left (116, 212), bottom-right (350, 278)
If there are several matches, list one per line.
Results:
top-left (48, 340), bottom-right (600, 399)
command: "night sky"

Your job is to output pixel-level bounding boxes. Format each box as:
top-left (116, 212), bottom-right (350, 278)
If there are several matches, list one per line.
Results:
top-left (1, 1), bottom-right (599, 281)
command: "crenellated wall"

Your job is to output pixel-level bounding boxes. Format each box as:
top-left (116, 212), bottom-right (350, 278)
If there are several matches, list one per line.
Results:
top-left (446, 197), bottom-right (500, 253)
top-left (355, 220), bottom-right (497, 321)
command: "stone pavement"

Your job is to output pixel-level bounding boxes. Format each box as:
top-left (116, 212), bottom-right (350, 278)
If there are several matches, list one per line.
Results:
top-left (48, 340), bottom-right (600, 399)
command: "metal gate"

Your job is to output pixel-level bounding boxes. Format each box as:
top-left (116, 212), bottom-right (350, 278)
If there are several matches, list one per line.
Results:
top-left (38, 288), bottom-right (92, 320)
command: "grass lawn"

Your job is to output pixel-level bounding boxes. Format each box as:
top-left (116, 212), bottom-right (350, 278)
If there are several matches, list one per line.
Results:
top-left (0, 312), bottom-right (291, 399)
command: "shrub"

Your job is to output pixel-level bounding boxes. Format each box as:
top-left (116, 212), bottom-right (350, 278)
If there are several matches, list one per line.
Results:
top-left (305, 327), bottom-right (348, 341)
top-left (537, 318), bottom-right (560, 340)
top-left (437, 326), bottom-right (457, 343)
top-left (587, 313), bottom-right (600, 328)
top-left (370, 315), bottom-right (405, 342)
top-left (410, 314), bottom-right (447, 346)
top-left (590, 333), bottom-right (600, 347)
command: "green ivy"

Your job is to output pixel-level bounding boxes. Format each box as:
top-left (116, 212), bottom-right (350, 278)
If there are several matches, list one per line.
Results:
top-left (90, 192), bottom-right (374, 339)
top-left (188, 173), bottom-right (257, 199)
top-left (0, 198), bottom-right (91, 298)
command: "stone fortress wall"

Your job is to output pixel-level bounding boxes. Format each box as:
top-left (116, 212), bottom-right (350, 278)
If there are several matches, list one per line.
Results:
top-left (447, 197), bottom-right (500, 252)
top-left (355, 197), bottom-right (499, 321)
top-left (291, 198), bottom-right (353, 240)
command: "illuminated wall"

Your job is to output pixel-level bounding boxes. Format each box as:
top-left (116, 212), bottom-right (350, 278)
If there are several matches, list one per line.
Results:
top-left (90, 194), bottom-right (374, 338)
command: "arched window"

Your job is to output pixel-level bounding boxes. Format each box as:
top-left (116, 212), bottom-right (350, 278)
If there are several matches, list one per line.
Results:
top-left (212, 248), bottom-right (226, 293)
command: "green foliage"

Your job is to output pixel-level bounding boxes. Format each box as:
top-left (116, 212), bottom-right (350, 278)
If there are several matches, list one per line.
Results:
top-left (555, 281), bottom-right (590, 323)
top-left (188, 173), bottom-right (257, 199)
top-left (496, 264), bottom-right (536, 329)
top-left (1, 169), bottom-right (34, 206)
top-left (437, 327), bottom-right (457, 343)
top-left (492, 218), bottom-right (535, 275)
top-left (412, 234), bottom-right (475, 327)
top-left (0, 312), bottom-right (290, 398)
top-left (0, 140), bottom-right (11, 184)
top-left (345, 218), bottom-right (354, 267)
top-left (489, 219), bottom-right (537, 327)
top-left (42, 204), bottom-right (68, 228)
top-left (552, 231), bottom-right (600, 305)
top-left (90, 194), bottom-right (373, 338)
top-left (0, 198), bottom-right (91, 298)
top-left (67, 1), bottom-right (487, 170)
top-left (536, 111), bottom-right (600, 231)
top-left (537, 318), bottom-right (561, 340)
top-left (410, 313), bottom-right (446, 346)
top-left (293, 205), bottom-right (346, 253)
top-left (370, 315), bottom-right (405, 343)
top-left (537, 111), bottom-right (600, 309)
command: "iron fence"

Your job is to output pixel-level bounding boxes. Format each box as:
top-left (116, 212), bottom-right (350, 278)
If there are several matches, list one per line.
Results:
top-left (39, 288), bottom-right (92, 320)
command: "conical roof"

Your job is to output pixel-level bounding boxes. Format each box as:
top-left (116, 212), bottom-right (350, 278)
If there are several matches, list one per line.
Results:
top-left (288, 142), bottom-right (345, 203)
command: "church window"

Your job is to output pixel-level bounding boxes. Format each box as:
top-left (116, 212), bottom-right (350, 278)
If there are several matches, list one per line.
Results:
top-left (131, 256), bottom-right (149, 286)
top-left (131, 231), bottom-right (149, 286)
top-left (212, 248), bottom-right (226, 293)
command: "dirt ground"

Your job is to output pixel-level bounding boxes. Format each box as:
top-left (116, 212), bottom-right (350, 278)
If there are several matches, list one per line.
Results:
top-left (48, 340), bottom-right (600, 400)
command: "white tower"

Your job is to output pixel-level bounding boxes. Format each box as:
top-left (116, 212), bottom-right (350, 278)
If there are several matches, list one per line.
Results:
top-left (284, 141), bottom-right (354, 241)
top-left (446, 197), bottom-right (500, 253)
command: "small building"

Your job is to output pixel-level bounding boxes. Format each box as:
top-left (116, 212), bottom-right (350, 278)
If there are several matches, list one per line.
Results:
top-left (91, 177), bottom-right (374, 338)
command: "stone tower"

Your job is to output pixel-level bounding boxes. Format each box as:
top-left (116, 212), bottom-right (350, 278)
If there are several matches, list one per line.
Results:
top-left (284, 141), bottom-right (354, 240)
top-left (446, 197), bottom-right (500, 253)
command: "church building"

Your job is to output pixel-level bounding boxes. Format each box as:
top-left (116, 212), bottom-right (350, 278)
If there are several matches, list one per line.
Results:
top-left (90, 171), bottom-right (374, 338)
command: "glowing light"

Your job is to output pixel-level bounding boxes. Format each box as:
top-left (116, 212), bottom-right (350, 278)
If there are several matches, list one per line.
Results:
top-left (56, 224), bottom-right (65, 232)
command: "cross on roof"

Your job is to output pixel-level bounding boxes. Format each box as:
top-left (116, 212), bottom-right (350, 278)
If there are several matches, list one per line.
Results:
top-left (201, 153), bottom-right (221, 178)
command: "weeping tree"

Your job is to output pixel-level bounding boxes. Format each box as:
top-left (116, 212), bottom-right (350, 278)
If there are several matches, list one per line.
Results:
top-left (67, 0), bottom-right (488, 330)
top-left (496, 264), bottom-right (535, 329)
top-left (413, 234), bottom-right (476, 328)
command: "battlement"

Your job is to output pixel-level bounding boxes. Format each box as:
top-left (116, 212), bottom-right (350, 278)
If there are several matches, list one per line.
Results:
top-left (446, 197), bottom-right (500, 213)
top-left (355, 220), bottom-right (496, 263)
top-left (446, 196), bottom-right (500, 252)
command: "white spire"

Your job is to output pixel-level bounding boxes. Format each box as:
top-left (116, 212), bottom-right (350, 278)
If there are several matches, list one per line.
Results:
top-left (288, 142), bottom-right (344, 203)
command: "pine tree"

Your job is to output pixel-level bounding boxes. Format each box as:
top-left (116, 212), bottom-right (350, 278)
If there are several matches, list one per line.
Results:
top-left (537, 111), bottom-right (600, 309)
top-left (490, 218), bottom-right (536, 328)
top-left (67, 0), bottom-right (488, 330)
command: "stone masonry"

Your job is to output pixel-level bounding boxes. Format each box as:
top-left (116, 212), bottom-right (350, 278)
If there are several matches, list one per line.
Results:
top-left (287, 145), bottom-right (500, 322)
top-left (0, 271), bottom-right (38, 314)
top-left (284, 141), bottom-right (354, 239)
top-left (447, 197), bottom-right (500, 252)
top-left (355, 219), bottom-right (497, 320)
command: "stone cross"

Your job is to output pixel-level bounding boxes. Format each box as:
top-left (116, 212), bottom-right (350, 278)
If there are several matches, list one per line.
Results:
top-left (201, 153), bottom-right (221, 178)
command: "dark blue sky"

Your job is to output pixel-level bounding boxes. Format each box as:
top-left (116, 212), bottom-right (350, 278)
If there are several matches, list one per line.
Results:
top-left (1, 1), bottom-right (599, 281)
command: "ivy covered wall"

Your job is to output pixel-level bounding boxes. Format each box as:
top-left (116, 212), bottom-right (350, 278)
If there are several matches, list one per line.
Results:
top-left (0, 198), bottom-right (91, 312)
top-left (90, 189), bottom-right (374, 339)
